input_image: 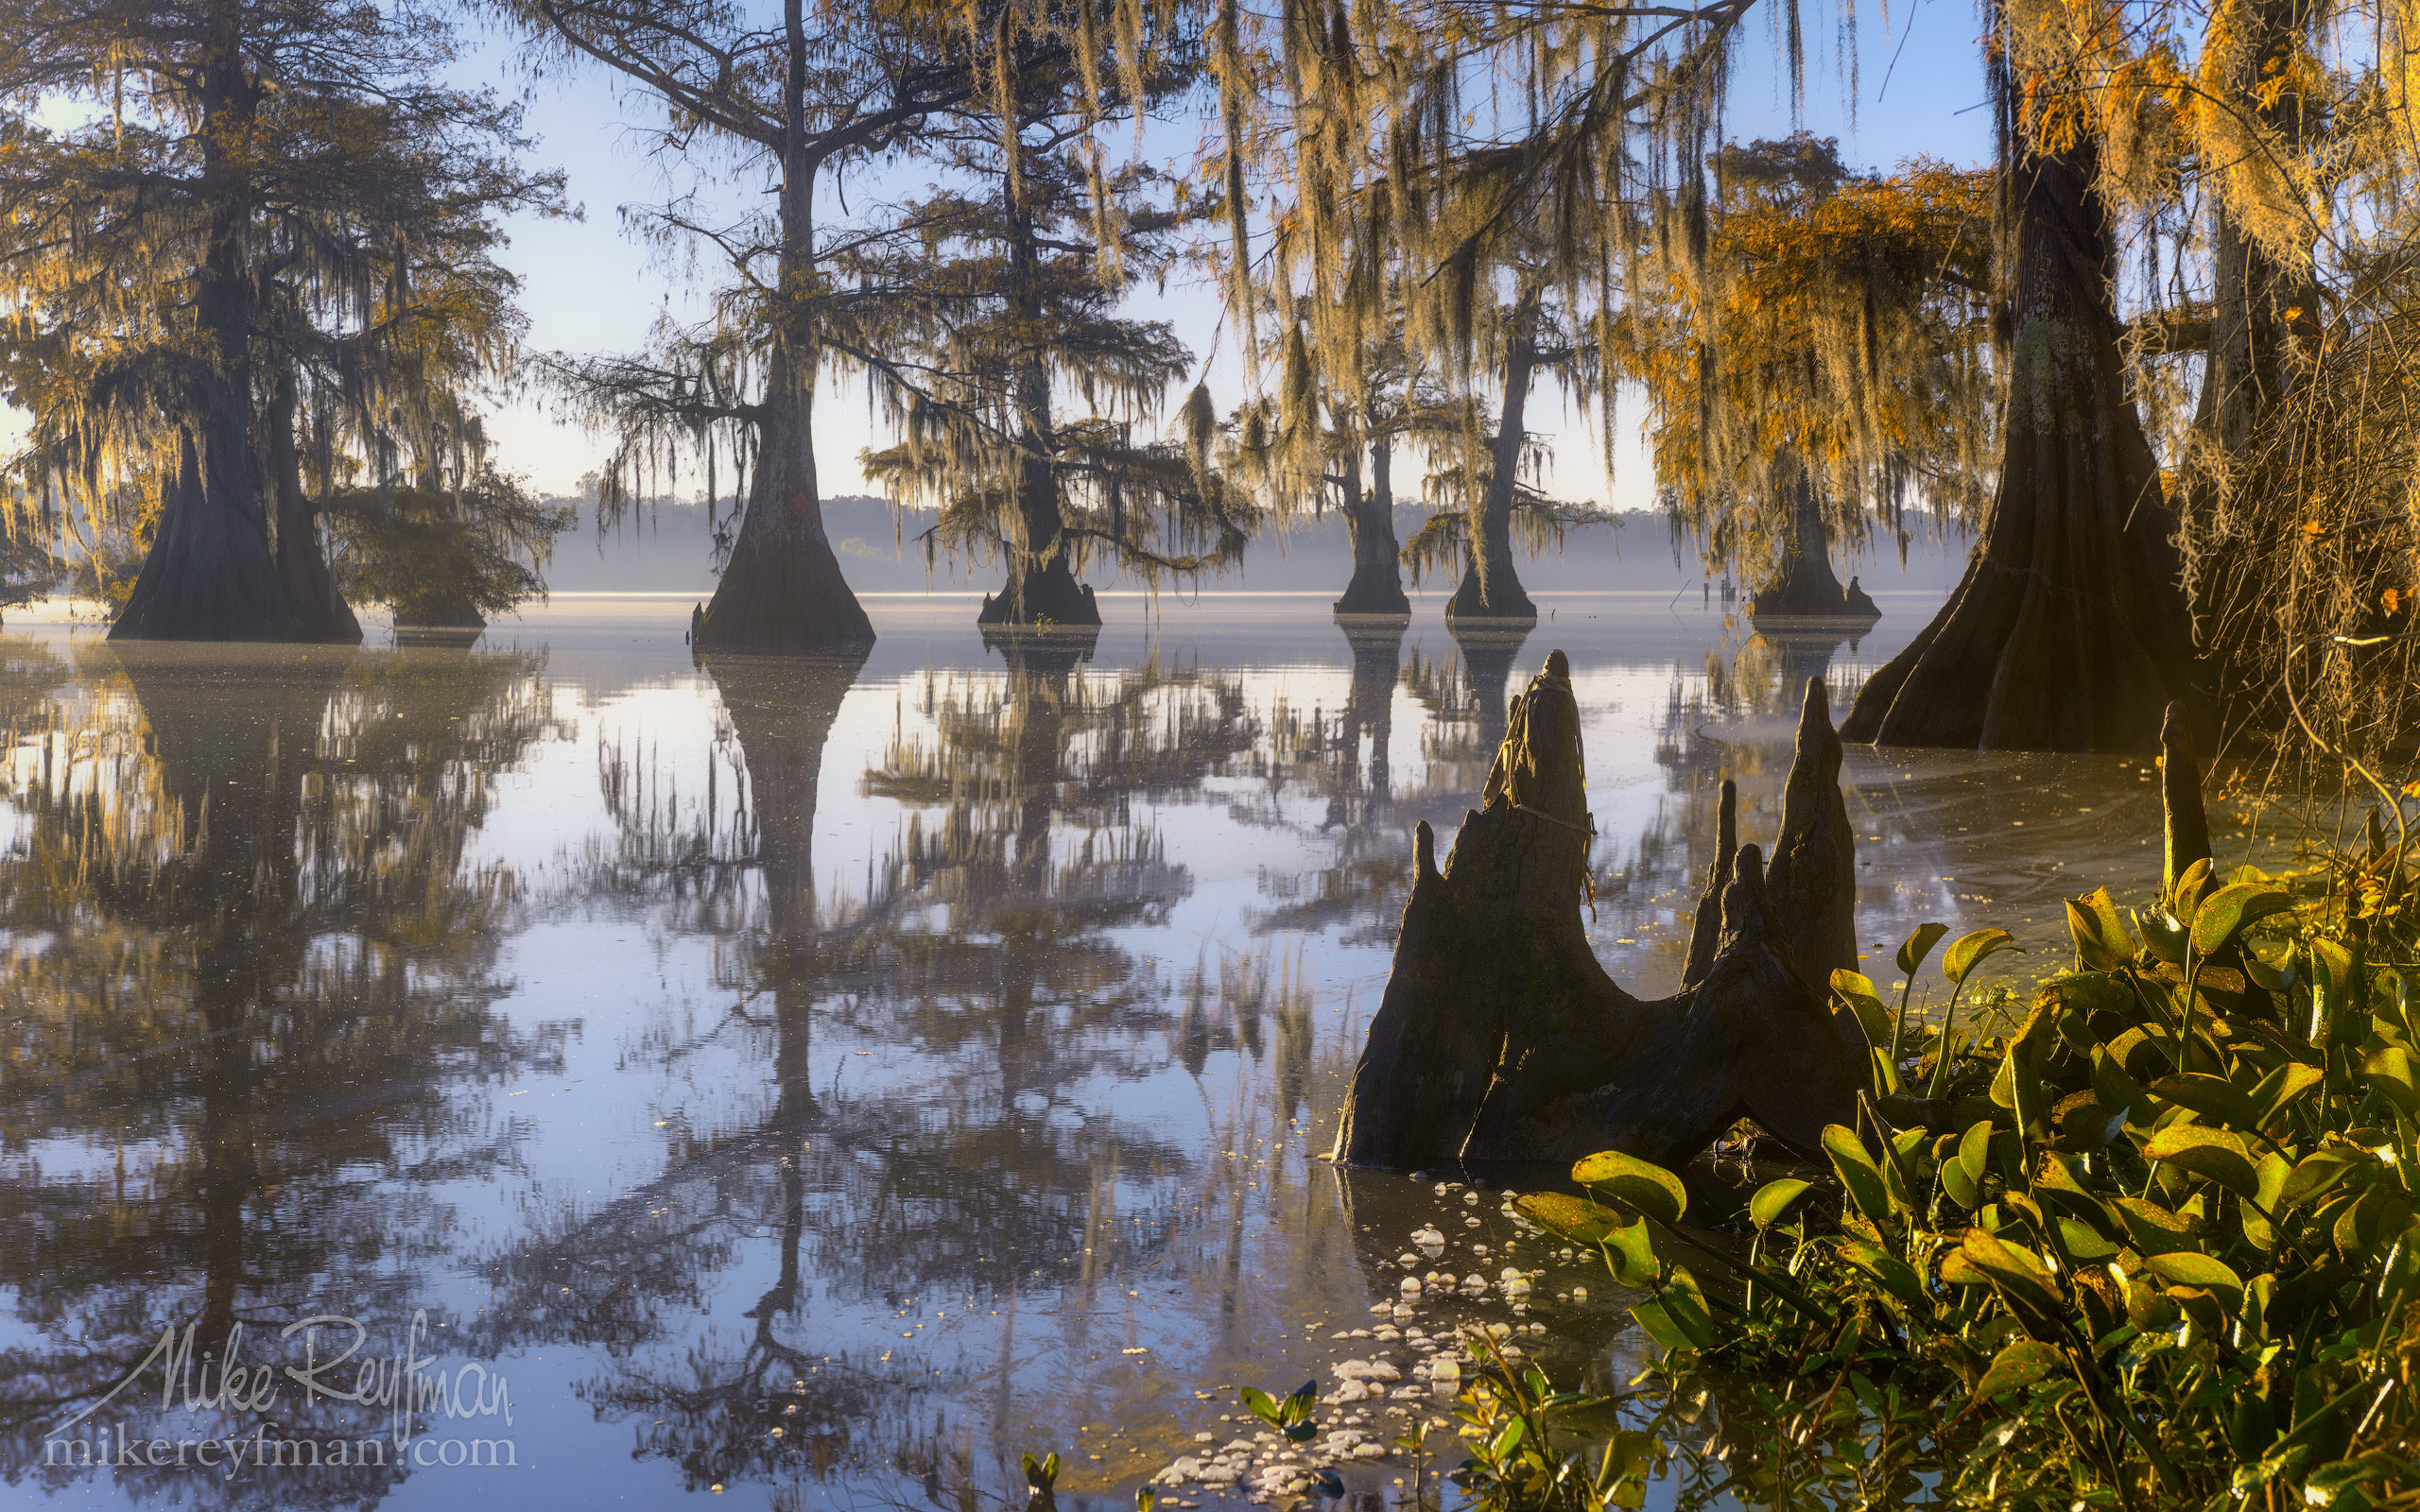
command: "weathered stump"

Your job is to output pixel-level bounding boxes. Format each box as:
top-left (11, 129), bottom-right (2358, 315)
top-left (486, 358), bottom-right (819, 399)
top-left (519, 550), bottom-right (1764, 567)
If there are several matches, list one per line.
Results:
top-left (1332, 654), bottom-right (1863, 1169)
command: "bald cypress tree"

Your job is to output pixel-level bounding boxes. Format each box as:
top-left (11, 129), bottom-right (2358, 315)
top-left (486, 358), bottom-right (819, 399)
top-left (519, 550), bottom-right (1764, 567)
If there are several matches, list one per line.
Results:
top-left (0, 0), bottom-right (559, 642)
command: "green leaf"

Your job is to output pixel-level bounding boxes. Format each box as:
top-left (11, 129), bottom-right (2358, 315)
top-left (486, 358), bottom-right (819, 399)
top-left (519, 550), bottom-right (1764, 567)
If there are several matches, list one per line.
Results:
top-left (1661, 1266), bottom-right (1717, 1348)
top-left (1960, 1228), bottom-right (2064, 1314)
top-left (1749, 1177), bottom-right (1815, 1230)
top-left (1570, 1150), bottom-right (1687, 1225)
top-left (1970, 1339), bottom-right (2066, 1403)
top-left (2056, 1217), bottom-right (2122, 1262)
top-left (1944, 928), bottom-right (2022, 986)
top-left (2150, 1072), bottom-right (2265, 1133)
top-left (2111, 1196), bottom-right (2201, 1255)
top-left (2363, 1047), bottom-right (2420, 1120)
top-left (1603, 1218), bottom-right (1660, 1287)
top-left (2144, 1250), bottom-right (2246, 1307)
top-left (1831, 969), bottom-right (1894, 1060)
top-left (2278, 1142), bottom-right (2372, 1212)
top-left (1516, 1192), bottom-right (1627, 1246)
top-left (2135, 907), bottom-right (2187, 966)
top-left (1841, 1241), bottom-right (1927, 1307)
top-left (1957, 1120), bottom-right (1995, 1188)
top-left (1941, 1153), bottom-right (1981, 1210)
top-left (1024, 1452), bottom-right (1060, 1489)
top-left (2250, 1062), bottom-right (2325, 1127)
top-left (1283, 1381), bottom-right (1319, 1421)
top-left (2188, 883), bottom-right (2296, 958)
top-left (1897, 922), bottom-right (1952, 977)
top-left (2066, 889), bottom-right (2135, 971)
top-left (1822, 1124), bottom-right (1894, 1222)
top-left (1240, 1387), bottom-right (1280, 1427)
top-left (2141, 1125), bottom-right (2261, 1199)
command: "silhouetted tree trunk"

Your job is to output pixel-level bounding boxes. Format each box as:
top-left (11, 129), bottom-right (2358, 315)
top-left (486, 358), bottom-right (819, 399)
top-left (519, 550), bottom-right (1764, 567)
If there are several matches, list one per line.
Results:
top-left (1333, 661), bottom-right (1862, 1168)
top-left (1751, 464), bottom-right (1875, 623)
top-left (1334, 441), bottom-right (1409, 617)
top-left (693, 0), bottom-right (876, 652)
top-left (1445, 293), bottom-right (1540, 625)
top-left (976, 191), bottom-right (1101, 629)
top-left (111, 24), bottom-right (309, 644)
top-left (266, 365), bottom-right (362, 644)
top-left (1842, 136), bottom-right (2201, 751)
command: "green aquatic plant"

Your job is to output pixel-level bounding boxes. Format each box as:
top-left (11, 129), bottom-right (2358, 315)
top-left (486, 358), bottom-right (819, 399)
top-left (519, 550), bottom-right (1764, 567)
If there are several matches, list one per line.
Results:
top-left (1509, 860), bottom-right (2420, 1511)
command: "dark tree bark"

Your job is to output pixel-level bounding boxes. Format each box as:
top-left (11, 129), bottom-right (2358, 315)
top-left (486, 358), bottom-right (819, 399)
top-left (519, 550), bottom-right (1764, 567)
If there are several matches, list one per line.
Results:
top-left (1444, 292), bottom-right (1541, 626)
top-left (113, 430), bottom-right (310, 643)
top-left (1332, 656), bottom-right (1863, 1168)
top-left (693, 0), bottom-right (876, 653)
top-left (266, 365), bottom-right (363, 644)
top-left (975, 187), bottom-right (1102, 630)
top-left (1334, 440), bottom-right (1410, 618)
top-left (112, 21), bottom-right (311, 644)
top-left (1841, 137), bottom-right (2203, 752)
top-left (1750, 466), bottom-right (1876, 625)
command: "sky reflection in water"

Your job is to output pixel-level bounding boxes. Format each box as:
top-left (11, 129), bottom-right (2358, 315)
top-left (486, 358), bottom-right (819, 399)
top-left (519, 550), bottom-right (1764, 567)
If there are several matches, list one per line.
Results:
top-left (0, 592), bottom-right (2254, 1511)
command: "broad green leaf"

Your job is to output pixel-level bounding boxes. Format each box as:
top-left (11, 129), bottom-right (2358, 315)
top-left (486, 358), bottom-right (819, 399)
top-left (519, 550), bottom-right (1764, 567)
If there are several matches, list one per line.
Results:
top-left (2250, 1062), bottom-right (2325, 1127)
top-left (1970, 1339), bottom-right (2066, 1402)
top-left (2363, 1047), bottom-right (2420, 1120)
top-left (2188, 883), bottom-right (2295, 958)
top-left (2135, 907), bottom-right (2187, 966)
top-left (1603, 1218), bottom-right (1660, 1287)
top-left (2056, 1217), bottom-right (2121, 1262)
top-left (1240, 1387), bottom-right (1279, 1426)
top-left (1944, 928), bottom-right (2022, 986)
top-left (1571, 1149), bottom-right (1687, 1226)
top-left (1831, 969), bottom-right (1895, 1060)
top-left (1661, 1267), bottom-right (1717, 1348)
top-left (1939, 1247), bottom-right (1988, 1286)
top-left (1630, 1267), bottom-right (1717, 1352)
top-left (1841, 1241), bottom-right (1927, 1306)
top-left (1822, 1124), bottom-right (1894, 1222)
top-left (2144, 1250), bottom-right (2245, 1306)
top-left (2112, 1196), bottom-right (2201, 1255)
top-left (2141, 1125), bottom-right (2261, 1199)
top-left (1957, 1120), bottom-right (1996, 1189)
top-left (2150, 1072), bottom-right (2265, 1133)
top-left (2278, 1142), bottom-right (2372, 1212)
top-left (1516, 1192), bottom-right (1626, 1246)
top-left (1940, 1153), bottom-right (1981, 1210)
top-left (1960, 1228), bottom-right (2064, 1314)
top-left (2171, 857), bottom-right (2216, 919)
top-left (1749, 1177), bottom-right (1815, 1230)
top-left (2066, 889), bottom-right (2135, 972)
top-left (1897, 922), bottom-right (1951, 977)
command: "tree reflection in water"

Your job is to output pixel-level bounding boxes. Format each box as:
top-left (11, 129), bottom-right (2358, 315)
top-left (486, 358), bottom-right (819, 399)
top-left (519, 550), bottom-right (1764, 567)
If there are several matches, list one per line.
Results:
top-left (0, 641), bottom-right (569, 1506)
top-left (492, 628), bottom-right (1290, 1498)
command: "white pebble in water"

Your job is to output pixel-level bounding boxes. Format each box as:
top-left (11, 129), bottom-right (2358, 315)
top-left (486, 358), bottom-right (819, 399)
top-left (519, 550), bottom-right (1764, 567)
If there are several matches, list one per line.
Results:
top-left (1571, 1286), bottom-right (1589, 1301)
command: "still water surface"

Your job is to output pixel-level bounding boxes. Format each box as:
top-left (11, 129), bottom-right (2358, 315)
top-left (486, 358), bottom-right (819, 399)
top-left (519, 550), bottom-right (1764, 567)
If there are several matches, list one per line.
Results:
top-left (0, 593), bottom-right (2256, 1510)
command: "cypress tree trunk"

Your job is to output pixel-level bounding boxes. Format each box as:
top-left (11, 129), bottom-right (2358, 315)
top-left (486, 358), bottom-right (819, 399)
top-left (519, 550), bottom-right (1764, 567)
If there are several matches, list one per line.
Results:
top-left (112, 11), bottom-right (307, 644)
top-left (1751, 464), bottom-right (1876, 624)
top-left (267, 366), bottom-right (362, 644)
top-left (696, 349), bottom-right (876, 649)
top-left (1445, 295), bottom-right (1540, 625)
top-left (694, 0), bottom-right (874, 653)
top-left (1841, 138), bottom-right (2202, 752)
top-left (1335, 440), bottom-right (1410, 617)
top-left (977, 183), bottom-right (1100, 630)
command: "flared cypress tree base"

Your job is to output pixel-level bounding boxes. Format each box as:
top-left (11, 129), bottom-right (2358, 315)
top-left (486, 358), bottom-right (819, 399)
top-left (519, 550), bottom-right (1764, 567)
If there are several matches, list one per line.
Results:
top-left (1334, 557), bottom-right (1411, 617)
top-left (977, 553), bottom-right (1101, 629)
top-left (1443, 561), bottom-right (1536, 625)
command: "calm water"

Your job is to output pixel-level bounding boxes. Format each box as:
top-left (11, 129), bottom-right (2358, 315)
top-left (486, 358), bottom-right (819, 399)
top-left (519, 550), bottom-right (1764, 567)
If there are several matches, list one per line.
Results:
top-left (0, 592), bottom-right (2261, 1511)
